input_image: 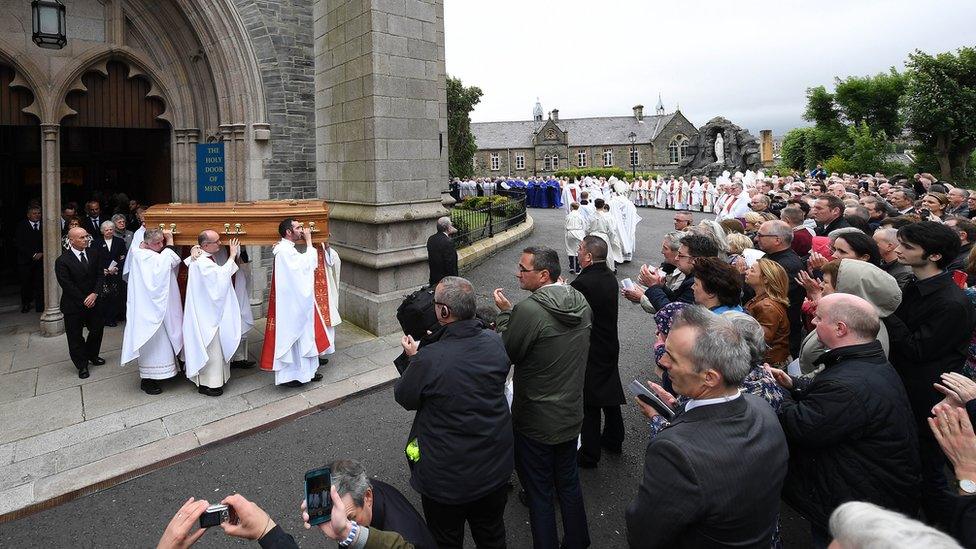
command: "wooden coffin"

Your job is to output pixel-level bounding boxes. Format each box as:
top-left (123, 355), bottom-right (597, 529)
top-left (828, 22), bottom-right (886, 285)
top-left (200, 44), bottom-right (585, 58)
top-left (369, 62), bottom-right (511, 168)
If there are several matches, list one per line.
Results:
top-left (143, 200), bottom-right (330, 245)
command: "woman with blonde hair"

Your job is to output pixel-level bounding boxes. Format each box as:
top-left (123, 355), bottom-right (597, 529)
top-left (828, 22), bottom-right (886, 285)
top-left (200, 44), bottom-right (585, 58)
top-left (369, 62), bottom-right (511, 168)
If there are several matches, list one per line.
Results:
top-left (744, 258), bottom-right (791, 366)
top-left (726, 232), bottom-right (754, 274)
top-left (743, 211), bottom-right (765, 241)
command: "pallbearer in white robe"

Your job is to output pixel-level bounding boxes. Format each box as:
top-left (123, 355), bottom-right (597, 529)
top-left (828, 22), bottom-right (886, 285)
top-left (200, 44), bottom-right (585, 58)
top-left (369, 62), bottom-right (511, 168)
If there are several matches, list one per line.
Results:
top-left (122, 224), bottom-right (146, 281)
top-left (210, 244), bottom-right (255, 368)
top-left (586, 208), bottom-right (623, 270)
top-left (259, 218), bottom-right (326, 387)
top-left (121, 228), bottom-right (183, 395)
top-left (182, 235), bottom-right (243, 397)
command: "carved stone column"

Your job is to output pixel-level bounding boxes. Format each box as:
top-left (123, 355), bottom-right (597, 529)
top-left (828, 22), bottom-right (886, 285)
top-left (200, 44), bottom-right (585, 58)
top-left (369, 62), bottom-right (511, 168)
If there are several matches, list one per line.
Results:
top-left (39, 124), bottom-right (64, 336)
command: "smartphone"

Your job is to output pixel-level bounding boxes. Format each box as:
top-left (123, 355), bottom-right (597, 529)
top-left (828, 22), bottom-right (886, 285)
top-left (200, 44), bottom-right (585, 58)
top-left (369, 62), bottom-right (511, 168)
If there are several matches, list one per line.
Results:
top-left (628, 379), bottom-right (676, 421)
top-left (305, 467), bottom-right (332, 526)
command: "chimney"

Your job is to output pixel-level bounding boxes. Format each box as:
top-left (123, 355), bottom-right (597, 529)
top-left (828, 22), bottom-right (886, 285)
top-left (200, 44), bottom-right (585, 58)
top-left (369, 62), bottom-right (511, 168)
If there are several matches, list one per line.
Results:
top-left (551, 108), bottom-right (559, 122)
top-left (633, 104), bottom-right (644, 122)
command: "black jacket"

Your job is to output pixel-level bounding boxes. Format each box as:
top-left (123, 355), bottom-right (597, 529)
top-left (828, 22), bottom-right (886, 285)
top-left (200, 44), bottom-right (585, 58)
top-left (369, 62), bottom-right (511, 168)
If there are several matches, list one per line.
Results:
top-left (626, 394), bottom-right (788, 548)
top-left (888, 271), bottom-right (975, 425)
top-left (644, 273), bottom-right (695, 311)
top-left (55, 247), bottom-right (105, 314)
top-left (94, 236), bottom-right (127, 270)
top-left (80, 215), bottom-right (103, 238)
top-left (14, 219), bottom-right (43, 265)
top-left (814, 216), bottom-right (851, 236)
top-left (394, 319), bottom-right (513, 505)
top-left (426, 232), bottom-right (458, 287)
top-left (369, 480), bottom-right (437, 549)
top-left (779, 341), bottom-right (921, 528)
top-left (570, 262), bottom-right (625, 406)
top-left (948, 242), bottom-right (974, 273)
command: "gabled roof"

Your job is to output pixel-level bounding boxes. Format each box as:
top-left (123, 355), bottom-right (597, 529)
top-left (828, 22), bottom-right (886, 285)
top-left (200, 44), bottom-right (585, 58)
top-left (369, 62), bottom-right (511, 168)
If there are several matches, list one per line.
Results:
top-left (471, 112), bottom-right (682, 150)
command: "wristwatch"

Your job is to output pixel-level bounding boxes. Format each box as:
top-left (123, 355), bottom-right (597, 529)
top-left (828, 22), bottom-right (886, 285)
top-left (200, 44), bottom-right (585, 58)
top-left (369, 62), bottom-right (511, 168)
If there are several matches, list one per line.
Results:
top-left (339, 521), bottom-right (360, 548)
top-left (960, 479), bottom-right (976, 495)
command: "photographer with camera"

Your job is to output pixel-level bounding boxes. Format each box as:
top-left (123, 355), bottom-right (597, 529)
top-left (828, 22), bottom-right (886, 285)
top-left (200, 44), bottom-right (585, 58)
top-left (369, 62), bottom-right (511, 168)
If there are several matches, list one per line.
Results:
top-left (158, 489), bottom-right (416, 549)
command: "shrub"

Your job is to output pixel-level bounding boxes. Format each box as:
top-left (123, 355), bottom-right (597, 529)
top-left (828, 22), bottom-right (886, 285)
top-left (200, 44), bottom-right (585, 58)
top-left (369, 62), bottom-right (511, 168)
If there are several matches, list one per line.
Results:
top-left (554, 167), bottom-right (628, 180)
top-left (823, 155), bottom-right (852, 175)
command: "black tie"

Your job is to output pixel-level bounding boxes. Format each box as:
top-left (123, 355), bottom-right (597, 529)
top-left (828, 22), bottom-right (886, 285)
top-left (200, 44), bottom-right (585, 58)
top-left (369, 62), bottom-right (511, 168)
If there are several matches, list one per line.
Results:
top-left (32, 222), bottom-right (38, 231)
top-left (80, 251), bottom-right (88, 268)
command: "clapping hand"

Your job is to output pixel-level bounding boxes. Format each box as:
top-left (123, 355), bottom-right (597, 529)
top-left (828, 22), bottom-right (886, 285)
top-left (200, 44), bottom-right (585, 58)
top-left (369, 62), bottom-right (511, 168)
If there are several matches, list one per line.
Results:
top-left (638, 264), bottom-right (664, 287)
top-left (156, 497), bottom-right (210, 549)
top-left (807, 251), bottom-right (828, 271)
top-left (621, 286), bottom-right (645, 303)
top-left (492, 288), bottom-right (512, 312)
top-left (764, 364), bottom-right (794, 390)
top-left (796, 270), bottom-right (824, 302)
top-left (933, 372), bottom-right (976, 411)
top-left (929, 403), bottom-right (976, 483)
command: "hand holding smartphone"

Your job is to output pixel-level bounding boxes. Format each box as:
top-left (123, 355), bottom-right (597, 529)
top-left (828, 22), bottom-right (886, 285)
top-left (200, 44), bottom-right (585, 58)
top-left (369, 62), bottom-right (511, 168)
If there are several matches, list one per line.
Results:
top-left (305, 467), bottom-right (333, 526)
top-left (628, 379), bottom-right (676, 421)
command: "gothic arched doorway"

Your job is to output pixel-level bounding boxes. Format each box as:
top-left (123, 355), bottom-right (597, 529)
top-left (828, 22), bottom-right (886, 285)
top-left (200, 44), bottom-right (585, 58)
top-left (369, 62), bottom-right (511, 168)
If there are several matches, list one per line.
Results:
top-left (60, 61), bottom-right (172, 212)
top-left (0, 64), bottom-right (41, 312)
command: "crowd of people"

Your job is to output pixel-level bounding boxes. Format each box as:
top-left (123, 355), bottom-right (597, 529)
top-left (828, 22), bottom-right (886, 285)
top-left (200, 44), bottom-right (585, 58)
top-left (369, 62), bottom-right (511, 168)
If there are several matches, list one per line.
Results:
top-left (16, 169), bottom-right (976, 548)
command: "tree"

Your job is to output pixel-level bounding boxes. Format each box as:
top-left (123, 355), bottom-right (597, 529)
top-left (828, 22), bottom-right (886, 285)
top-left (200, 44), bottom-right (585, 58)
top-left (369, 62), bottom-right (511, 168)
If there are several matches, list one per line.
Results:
top-left (833, 69), bottom-right (906, 138)
top-left (803, 86), bottom-right (840, 127)
top-left (780, 128), bottom-right (809, 170)
top-left (446, 76), bottom-right (483, 179)
top-left (842, 122), bottom-right (890, 174)
top-left (903, 47), bottom-right (976, 180)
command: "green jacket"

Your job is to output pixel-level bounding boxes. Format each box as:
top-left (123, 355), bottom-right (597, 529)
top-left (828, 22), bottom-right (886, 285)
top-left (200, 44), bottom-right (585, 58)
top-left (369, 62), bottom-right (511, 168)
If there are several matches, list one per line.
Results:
top-left (497, 284), bottom-right (592, 444)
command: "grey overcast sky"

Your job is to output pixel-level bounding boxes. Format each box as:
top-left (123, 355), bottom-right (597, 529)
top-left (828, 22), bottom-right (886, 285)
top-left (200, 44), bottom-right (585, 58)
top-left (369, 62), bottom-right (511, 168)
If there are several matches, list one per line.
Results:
top-left (443, 0), bottom-right (976, 135)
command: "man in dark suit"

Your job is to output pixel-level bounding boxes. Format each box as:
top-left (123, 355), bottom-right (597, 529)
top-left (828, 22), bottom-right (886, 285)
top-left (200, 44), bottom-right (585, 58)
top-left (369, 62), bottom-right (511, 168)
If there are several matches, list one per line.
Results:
top-left (93, 219), bottom-right (126, 326)
top-left (60, 205), bottom-right (76, 237)
top-left (426, 216), bottom-right (458, 287)
top-left (811, 195), bottom-right (851, 236)
top-left (570, 235), bottom-right (625, 468)
top-left (15, 205), bottom-right (45, 313)
top-left (626, 306), bottom-right (788, 548)
top-left (55, 227), bottom-right (106, 379)
top-left (80, 200), bottom-right (103, 238)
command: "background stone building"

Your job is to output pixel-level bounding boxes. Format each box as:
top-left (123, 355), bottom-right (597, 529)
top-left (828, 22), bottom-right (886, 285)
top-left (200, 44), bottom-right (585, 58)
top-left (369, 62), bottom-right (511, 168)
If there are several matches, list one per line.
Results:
top-left (0, 0), bottom-right (448, 336)
top-left (470, 98), bottom-right (698, 177)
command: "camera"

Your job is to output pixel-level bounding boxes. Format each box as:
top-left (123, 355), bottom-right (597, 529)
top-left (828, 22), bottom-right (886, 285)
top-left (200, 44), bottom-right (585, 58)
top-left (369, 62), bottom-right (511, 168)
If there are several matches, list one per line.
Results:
top-left (199, 504), bottom-right (230, 528)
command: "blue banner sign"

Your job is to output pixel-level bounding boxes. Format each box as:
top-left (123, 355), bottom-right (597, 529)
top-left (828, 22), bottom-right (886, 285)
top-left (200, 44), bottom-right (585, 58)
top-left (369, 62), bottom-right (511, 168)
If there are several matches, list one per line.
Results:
top-left (197, 143), bottom-right (225, 203)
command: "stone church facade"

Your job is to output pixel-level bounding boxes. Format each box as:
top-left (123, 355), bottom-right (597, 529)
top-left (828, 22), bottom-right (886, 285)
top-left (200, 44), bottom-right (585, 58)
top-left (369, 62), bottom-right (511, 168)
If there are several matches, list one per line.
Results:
top-left (0, 0), bottom-right (449, 336)
top-left (470, 99), bottom-right (699, 178)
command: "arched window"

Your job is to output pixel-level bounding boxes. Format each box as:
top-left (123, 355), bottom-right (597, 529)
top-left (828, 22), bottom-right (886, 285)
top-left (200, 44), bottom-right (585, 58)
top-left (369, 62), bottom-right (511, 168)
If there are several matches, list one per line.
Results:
top-left (668, 135), bottom-right (687, 164)
top-left (543, 155), bottom-right (551, 171)
top-left (551, 154), bottom-right (559, 170)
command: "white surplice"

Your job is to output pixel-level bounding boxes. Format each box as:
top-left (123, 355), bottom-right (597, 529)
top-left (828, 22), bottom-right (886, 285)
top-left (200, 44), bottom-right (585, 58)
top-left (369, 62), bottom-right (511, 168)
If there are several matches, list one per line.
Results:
top-left (267, 239), bottom-right (319, 385)
top-left (564, 210), bottom-right (586, 256)
top-left (182, 251), bottom-right (241, 387)
top-left (121, 246), bottom-right (183, 379)
top-left (211, 247), bottom-right (255, 361)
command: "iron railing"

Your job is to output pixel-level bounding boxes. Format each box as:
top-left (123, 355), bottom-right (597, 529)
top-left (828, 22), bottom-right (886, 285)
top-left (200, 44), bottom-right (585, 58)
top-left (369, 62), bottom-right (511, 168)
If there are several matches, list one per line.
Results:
top-left (450, 195), bottom-right (527, 248)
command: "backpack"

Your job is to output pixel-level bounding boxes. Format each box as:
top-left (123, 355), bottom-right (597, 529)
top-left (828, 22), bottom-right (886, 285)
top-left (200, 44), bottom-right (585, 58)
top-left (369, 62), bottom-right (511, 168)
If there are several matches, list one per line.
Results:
top-left (396, 285), bottom-right (438, 341)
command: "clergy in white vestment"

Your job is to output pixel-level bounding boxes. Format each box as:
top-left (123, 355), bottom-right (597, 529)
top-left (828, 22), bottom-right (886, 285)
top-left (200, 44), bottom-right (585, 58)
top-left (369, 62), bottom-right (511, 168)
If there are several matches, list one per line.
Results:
top-left (259, 218), bottom-right (326, 387)
top-left (561, 180), bottom-right (581, 213)
top-left (715, 181), bottom-right (752, 221)
top-left (210, 244), bottom-right (256, 368)
top-left (609, 194), bottom-right (641, 262)
top-left (120, 228), bottom-right (183, 395)
top-left (182, 232), bottom-right (242, 397)
top-left (564, 202), bottom-right (587, 274)
top-left (586, 201), bottom-right (623, 269)
top-left (579, 192), bottom-right (596, 226)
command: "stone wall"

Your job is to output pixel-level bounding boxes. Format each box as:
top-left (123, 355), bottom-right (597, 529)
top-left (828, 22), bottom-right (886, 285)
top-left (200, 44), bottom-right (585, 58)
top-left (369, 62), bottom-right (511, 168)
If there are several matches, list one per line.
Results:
top-left (234, 0), bottom-right (317, 199)
top-left (315, 0), bottom-right (449, 334)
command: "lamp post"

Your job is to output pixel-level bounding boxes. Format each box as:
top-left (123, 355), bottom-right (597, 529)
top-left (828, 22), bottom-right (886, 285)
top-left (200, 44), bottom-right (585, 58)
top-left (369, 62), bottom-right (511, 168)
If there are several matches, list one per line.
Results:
top-left (628, 131), bottom-right (637, 179)
top-left (32, 0), bottom-right (67, 50)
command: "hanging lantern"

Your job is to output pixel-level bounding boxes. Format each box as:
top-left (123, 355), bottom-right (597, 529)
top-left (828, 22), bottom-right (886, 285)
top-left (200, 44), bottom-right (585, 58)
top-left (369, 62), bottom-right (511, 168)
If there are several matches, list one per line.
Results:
top-left (31, 0), bottom-right (67, 50)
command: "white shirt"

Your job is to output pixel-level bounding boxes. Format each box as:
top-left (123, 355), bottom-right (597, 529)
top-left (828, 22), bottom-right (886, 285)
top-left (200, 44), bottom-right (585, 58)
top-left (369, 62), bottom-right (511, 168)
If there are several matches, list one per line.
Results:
top-left (71, 246), bottom-right (88, 262)
top-left (103, 238), bottom-right (113, 252)
top-left (684, 390), bottom-right (742, 412)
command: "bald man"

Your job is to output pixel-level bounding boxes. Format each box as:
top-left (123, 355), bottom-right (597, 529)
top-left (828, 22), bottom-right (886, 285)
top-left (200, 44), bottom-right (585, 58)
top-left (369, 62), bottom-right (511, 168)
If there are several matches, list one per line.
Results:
top-left (55, 227), bottom-right (106, 379)
top-left (773, 293), bottom-right (920, 544)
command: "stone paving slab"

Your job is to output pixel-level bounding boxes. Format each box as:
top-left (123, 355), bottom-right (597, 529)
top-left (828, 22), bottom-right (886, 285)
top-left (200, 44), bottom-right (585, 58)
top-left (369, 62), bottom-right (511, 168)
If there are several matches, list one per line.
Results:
top-left (0, 310), bottom-right (401, 518)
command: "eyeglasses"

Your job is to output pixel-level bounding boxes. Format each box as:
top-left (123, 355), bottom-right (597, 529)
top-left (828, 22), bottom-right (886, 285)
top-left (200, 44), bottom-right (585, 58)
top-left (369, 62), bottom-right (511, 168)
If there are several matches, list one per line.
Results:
top-left (673, 218), bottom-right (689, 223)
top-left (518, 265), bottom-right (544, 273)
top-left (675, 253), bottom-right (692, 261)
